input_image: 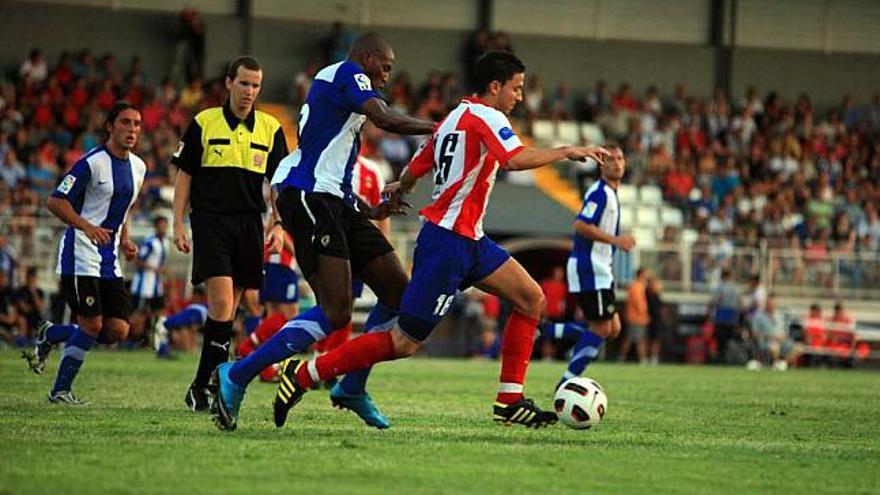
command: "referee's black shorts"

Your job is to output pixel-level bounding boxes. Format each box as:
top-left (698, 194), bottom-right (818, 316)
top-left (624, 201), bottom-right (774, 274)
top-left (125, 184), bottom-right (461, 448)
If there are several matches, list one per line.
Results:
top-left (276, 187), bottom-right (394, 280)
top-left (61, 275), bottom-right (132, 322)
top-left (190, 211), bottom-right (263, 289)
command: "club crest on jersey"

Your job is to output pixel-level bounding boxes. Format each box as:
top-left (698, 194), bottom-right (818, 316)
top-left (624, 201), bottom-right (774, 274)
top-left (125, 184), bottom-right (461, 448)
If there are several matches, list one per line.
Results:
top-left (57, 175), bottom-right (76, 194)
top-left (85, 296), bottom-right (95, 307)
top-left (254, 154), bottom-right (264, 166)
top-left (354, 73), bottom-right (372, 91)
top-left (320, 235), bottom-right (331, 247)
top-left (498, 127), bottom-right (515, 141)
top-left (584, 201), bottom-right (598, 217)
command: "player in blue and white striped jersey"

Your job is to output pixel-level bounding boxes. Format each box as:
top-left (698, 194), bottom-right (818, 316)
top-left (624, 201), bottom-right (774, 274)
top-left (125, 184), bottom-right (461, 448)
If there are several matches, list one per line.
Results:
top-left (549, 145), bottom-right (635, 388)
top-left (23, 102), bottom-right (145, 405)
top-left (130, 215), bottom-right (169, 349)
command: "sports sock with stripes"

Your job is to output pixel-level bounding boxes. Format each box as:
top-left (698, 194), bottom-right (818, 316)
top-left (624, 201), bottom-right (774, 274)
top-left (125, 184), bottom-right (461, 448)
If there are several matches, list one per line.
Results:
top-left (46, 323), bottom-right (76, 344)
top-left (560, 327), bottom-right (605, 385)
top-left (51, 327), bottom-right (96, 394)
top-left (228, 307), bottom-right (331, 386)
top-left (337, 301), bottom-right (398, 395)
top-left (297, 330), bottom-right (396, 389)
top-left (497, 311), bottom-right (539, 405)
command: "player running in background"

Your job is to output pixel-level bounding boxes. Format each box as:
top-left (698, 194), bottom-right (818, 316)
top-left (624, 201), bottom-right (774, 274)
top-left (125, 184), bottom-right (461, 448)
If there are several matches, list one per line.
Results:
top-left (24, 102), bottom-right (145, 404)
top-left (269, 51), bottom-right (609, 430)
top-left (546, 145), bottom-right (635, 388)
top-left (129, 215), bottom-right (169, 346)
top-left (210, 33), bottom-right (435, 431)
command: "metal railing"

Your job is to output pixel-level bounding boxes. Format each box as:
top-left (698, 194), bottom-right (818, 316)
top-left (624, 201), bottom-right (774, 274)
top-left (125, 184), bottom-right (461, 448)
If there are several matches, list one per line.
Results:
top-left (5, 215), bottom-right (880, 301)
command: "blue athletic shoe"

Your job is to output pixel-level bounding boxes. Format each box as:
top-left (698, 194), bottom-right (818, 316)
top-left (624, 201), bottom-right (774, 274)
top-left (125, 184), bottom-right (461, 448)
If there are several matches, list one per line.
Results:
top-left (210, 362), bottom-right (245, 431)
top-left (330, 383), bottom-right (390, 430)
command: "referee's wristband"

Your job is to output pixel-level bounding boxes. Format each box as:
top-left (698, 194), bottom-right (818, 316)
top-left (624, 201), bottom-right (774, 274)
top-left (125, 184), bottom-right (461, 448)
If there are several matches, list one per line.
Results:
top-left (272, 220), bottom-right (283, 228)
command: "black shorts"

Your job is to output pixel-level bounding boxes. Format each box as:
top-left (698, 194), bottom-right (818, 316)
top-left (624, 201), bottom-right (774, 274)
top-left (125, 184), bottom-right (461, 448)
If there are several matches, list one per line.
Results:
top-left (61, 275), bottom-right (131, 322)
top-left (190, 211), bottom-right (263, 289)
top-left (575, 289), bottom-right (617, 321)
top-left (277, 188), bottom-right (394, 280)
top-left (131, 295), bottom-right (165, 312)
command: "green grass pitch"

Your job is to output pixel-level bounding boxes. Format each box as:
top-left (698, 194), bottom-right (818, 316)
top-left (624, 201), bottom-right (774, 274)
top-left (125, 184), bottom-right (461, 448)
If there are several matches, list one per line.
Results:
top-left (1, 349), bottom-right (878, 494)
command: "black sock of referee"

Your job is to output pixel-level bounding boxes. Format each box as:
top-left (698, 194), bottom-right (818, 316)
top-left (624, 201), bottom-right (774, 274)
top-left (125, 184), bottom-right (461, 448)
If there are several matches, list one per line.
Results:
top-left (193, 317), bottom-right (233, 388)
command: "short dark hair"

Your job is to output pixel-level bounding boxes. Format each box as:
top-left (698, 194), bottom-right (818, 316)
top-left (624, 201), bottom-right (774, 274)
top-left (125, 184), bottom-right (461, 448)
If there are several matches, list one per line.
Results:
top-left (226, 56), bottom-right (261, 80)
top-left (471, 51), bottom-right (525, 94)
top-left (153, 215), bottom-right (168, 226)
top-left (104, 101), bottom-right (138, 137)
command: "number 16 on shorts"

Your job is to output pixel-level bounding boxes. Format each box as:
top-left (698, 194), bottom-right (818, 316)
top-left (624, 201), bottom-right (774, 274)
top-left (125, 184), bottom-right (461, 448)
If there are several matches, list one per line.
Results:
top-left (433, 294), bottom-right (455, 316)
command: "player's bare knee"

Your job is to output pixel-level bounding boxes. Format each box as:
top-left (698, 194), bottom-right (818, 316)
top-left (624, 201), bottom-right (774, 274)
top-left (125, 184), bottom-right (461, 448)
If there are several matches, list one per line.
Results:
top-left (514, 286), bottom-right (544, 319)
top-left (391, 329), bottom-right (420, 358)
top-left (78, 317), bottom-right (103, 335)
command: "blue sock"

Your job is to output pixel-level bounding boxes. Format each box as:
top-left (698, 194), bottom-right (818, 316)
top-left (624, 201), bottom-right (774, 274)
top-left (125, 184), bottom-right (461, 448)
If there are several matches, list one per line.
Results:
top-left (244, 316), bottom-right (261, 335)
top-left (15, 334), bottom-right (27, 348)
top-left (47, 324), bottom-right (76, 344)
top-left (96, 328), bottom-right (114, 344)
top-left (543, 321), bottom-right (588, 342)
top-left (559, 328), bottom-right (604, 385)
top-left (338, 302), bottom-right (398, 396)
top-left (51, 328), bottom-right (96, 394)
top-left (157, 341), bottom-right (169, 356)
top-left (229, 307), bottom-right (331, 386)
top-left (164, 307), bottom-right (202, 330)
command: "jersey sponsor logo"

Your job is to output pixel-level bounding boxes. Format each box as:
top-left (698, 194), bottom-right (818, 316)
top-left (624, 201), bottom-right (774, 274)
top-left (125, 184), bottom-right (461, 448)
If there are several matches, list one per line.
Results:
top-left (354, 73), bottom-right (372, 91)
top-left (84, 296), bottom-right (96, 307)
top-left (173, 141), bottom-right (184, 158)
top-left (498, 127), bottom-right (515, 141)
top-left (320, 234), bottom-right (331, 247)
top-left (57, 174), bottom-right (76, 194)
top-left (254, 154), bottom-right (264, 166)
top-left (584, 201), bottom-right (598, 217)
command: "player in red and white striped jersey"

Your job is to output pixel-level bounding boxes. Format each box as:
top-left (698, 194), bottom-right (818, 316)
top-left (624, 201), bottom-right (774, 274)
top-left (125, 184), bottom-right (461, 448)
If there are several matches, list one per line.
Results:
top-left (273, 51), bottom-right (608, 430)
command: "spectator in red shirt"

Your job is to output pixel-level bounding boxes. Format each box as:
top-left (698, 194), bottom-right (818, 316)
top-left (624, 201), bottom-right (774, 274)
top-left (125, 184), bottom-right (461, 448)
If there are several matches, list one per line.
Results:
top-left (539, 266), bottom-right (567, 322)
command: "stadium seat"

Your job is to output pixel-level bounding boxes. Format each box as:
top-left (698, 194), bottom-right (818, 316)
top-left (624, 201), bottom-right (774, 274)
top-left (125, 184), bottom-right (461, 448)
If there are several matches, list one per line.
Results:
top-left (633, 227), bottom-right (657, 249)
top-left (617, 184), bottom-right (637, 204)
top-left (661, 206), bottom-right (684, 227)
top-left (531, 119), bottom-right (556, 144)
top-left (639, 184), bottom-right (663, 206)
top-left (580, 123), bottom-right (605, 145)
top-left (556, 121), bottom-right (581, 144)
top-left (635, 206), bottom-right (659, 226)
top-left (681, 228), bottom-right (699, 245)
top-left (619, 205), bottom-right (635, 228)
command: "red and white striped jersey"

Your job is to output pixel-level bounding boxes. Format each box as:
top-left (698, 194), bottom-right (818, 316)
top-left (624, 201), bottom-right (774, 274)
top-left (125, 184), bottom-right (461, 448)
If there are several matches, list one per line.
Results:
top-left (264, 231), bottom-right (297, 271)
top-left (353, 155), bottom-right (385, 208)
top-left (408, 97), bottom-right (524, 240)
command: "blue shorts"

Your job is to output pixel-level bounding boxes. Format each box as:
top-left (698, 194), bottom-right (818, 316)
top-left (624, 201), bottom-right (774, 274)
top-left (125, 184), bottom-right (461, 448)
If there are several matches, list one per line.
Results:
top-left (399, 222), bottom-right (510, 341)
top-left (261, 264), bottom-right (299, 303)
top-left (352, 278), bottom-right (365, 299)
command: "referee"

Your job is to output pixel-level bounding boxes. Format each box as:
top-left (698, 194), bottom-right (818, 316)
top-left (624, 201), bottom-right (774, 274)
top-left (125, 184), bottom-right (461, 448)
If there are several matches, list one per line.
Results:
top-left (172, 56), bottom-right (287, 412)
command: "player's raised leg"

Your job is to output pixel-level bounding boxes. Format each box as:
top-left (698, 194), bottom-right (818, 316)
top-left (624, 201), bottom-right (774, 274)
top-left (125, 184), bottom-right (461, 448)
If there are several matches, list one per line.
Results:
top-left (475, 257), bottom-right (558, 428)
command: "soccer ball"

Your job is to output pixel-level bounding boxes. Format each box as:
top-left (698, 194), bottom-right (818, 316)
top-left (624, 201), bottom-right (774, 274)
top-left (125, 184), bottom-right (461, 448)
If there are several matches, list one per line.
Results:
top-left (554, 377), bottom-right (608, 430)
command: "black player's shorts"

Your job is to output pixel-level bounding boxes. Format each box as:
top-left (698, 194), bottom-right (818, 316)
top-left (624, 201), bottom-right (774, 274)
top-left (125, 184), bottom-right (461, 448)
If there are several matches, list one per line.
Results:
top-left (190, 211), bottom-right (263, 289)
top-left (61, 275), bottom-right (132, 322)
top-left (131, 295), bottom-right (165, 313)
top-left (575, 288), bottom-right (617, 321)
top-left (276, 187), bottom-right (394, 280)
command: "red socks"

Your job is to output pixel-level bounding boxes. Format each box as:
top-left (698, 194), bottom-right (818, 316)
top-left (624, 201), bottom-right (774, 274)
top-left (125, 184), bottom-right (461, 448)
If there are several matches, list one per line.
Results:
top-left (496, 311), bottom-right (539, 404)
top-left (297, 331), bottom-right (396, 388)
top-left (314, 322), bottom-right (352, 353)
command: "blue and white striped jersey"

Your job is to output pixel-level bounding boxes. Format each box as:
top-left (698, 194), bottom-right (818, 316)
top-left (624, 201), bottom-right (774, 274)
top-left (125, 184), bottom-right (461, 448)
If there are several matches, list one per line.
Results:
top-left (272, 60), bottom-right (382, 206)
top-left (53, 145), bottom-right (146, 279)
top-left (131, 234), bottom-right (168, 298)
top-left (567, 179), bottom-right (620, 292)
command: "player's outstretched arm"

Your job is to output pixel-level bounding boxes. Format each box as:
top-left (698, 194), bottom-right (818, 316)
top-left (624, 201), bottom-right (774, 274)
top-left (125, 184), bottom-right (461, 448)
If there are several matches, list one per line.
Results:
top-left (574, 219), bottom-right (636, 252)
top-left (362, 98), bottom-right (435, 135)
top-left (507, 145), bottom-right (609, 171)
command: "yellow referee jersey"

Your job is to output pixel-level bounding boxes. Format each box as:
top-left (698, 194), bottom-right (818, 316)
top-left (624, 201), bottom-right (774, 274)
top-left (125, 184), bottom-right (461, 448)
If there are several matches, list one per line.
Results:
top-left (172, 103), bottom-right (288, 213)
